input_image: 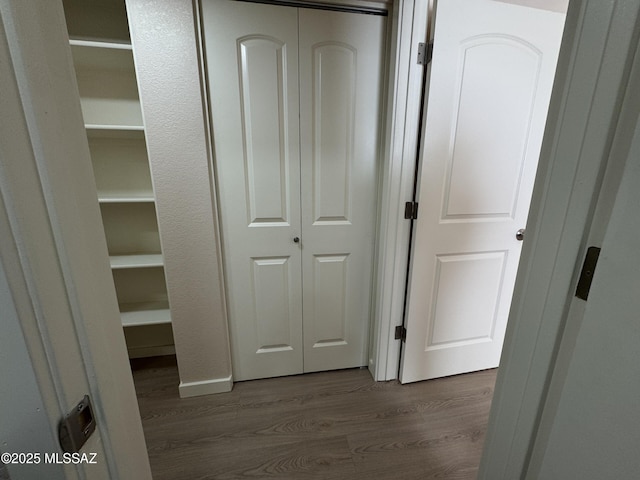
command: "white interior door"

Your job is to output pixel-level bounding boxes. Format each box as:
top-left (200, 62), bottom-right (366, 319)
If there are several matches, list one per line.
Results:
top-left (202, 0), bottom-right (385, 381)
top-left (400, 0), bottom-right (565, 383)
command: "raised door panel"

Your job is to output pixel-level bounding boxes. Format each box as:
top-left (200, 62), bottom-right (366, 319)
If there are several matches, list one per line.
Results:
top-left (444, 37), bottom-right (542, 219)
top-left (428, 252), bottom-right (506, 348)
top-left (251, 257), bottom-right (296, 354)
top-left (202, 0), bottom-right (302, 381)
top-left (418, 251), bottom-right (509, 377)
top-left (239, 36), bottom-right (292, 225)
top-left (312, 43), bottom-right (355, 224)
top-left (299, 9), bottom-right (386, 372)
top-left (309, 254), bottom-right (349, 348)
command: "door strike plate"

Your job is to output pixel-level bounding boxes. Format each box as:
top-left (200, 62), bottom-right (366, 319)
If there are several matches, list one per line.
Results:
top-left (58, 395), bottom-right (96, 453)
top-left (575, 246), bottom-right (601, 301)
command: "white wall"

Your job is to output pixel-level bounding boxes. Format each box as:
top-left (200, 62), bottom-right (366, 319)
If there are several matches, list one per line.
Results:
top-left (126, 0), bottom-right (233, 396)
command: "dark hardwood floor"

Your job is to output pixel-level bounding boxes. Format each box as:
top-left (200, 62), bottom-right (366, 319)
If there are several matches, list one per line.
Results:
top-left (131, 357), bottom-right (496, 480)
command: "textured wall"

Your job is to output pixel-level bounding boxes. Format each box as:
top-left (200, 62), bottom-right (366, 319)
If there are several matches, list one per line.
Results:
top-left (126, 0), bottom-right (232, 394)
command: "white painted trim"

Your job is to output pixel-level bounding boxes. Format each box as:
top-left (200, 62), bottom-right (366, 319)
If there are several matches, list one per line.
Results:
top-left (371, 0), bottom-right (429, 380)
top-left (179, 375), bottom-right (234, 398)
top-left (478, 0), bottom-right (640, 477)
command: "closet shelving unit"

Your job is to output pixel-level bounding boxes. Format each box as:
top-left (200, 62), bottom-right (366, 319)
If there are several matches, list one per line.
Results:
top-left (64, 0), bottom-right (175, 357)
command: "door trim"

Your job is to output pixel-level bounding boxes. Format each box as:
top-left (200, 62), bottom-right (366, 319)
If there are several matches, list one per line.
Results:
top-left (196, 0), bottom-right (426, 382)
top-left (479, 0), bottom-right (640, 477)
top-left (369, 0), bottom-right (430, 380)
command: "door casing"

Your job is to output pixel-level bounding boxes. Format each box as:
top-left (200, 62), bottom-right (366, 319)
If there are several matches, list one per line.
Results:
top-left (198, 0), bottom-right (425, 381)
top-left (202, 0), bottom-right (387, 380)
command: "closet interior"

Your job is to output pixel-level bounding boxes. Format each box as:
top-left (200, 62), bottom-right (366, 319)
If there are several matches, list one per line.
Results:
top-left (63, 0), bottom-right (175, 358)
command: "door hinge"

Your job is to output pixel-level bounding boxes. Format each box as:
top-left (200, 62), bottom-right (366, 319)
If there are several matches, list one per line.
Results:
top-left (395, 325), bottom-right (407, 341)
top-left (417, 41), bottom-right (434, 65)
top-left (575, 246), bottom-right (601, 301)
top-left (404, 201), bottom-right (419, 220)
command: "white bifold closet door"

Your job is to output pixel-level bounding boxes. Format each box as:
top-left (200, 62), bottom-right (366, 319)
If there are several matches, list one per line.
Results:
top-left (202, 0), bottom-right (385, 381)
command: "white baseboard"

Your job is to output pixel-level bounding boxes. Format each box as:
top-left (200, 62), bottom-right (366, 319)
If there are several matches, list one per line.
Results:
top-left (178, 375), bottom-right (233, 398)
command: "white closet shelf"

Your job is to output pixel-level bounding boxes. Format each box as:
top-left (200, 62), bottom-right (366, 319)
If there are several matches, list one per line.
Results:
top-left (110, 254), bottom-right (164, 269)
top-left (120, 302), bottom-right (171, 327)
top-left (69, 38), bottom-right (132, 50)
top-left (85, 124), bottom-right (144, 137)
top-left (98, 195), bottom-right (155, 204)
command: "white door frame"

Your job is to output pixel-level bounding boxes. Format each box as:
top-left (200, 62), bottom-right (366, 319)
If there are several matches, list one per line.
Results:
top-left (479, 0), bottom-right (640, 477)
top-left (368, 0), bottom-right (430, 380)
top-left (0, 1), bottom-right (151, 477)
top-left (193, 0), bottom-right (430, 382)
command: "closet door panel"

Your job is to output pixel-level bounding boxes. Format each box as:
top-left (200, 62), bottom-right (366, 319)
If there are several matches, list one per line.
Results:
top-left (202, 0), bottom-right (302, 381)
top-left (312, 43), bottom-right (355, 223)
top-left (299, 9), bottom-right (386, 372)
top-left (239, 36), bottom-right (292, 225)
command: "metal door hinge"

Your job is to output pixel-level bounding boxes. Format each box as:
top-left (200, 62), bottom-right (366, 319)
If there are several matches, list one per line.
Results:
top-left (395, 325), bottom-right (407, 341)
top-left (575, 246), bottom-right (601, 301)
top-left (404, 201), bottom-right (419, 220)
top-left (417, 42), bottom-right (434, 65)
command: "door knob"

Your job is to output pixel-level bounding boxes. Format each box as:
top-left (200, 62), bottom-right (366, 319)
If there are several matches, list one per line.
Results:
top-left (516, 229), bottom-right (525, 241)
top-left (293, 236), bottom-right (300, 243)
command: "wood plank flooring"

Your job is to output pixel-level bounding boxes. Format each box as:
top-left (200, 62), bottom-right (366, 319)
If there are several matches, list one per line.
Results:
top-left (131, 357), bottom-right (496, 480)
